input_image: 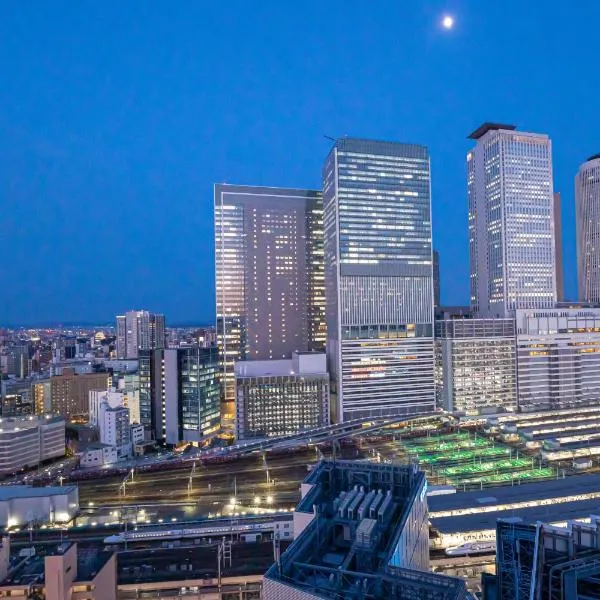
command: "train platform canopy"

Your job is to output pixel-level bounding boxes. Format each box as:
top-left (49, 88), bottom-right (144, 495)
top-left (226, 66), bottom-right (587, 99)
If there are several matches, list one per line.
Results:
top-left (428, 473), bottom-right (600, 547)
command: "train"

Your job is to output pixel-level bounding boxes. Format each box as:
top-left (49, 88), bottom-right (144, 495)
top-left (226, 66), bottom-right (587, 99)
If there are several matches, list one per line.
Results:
top-left (103, 514), bottom-right (293, 545)
top-left (444, 541), bottom-right (496, 556)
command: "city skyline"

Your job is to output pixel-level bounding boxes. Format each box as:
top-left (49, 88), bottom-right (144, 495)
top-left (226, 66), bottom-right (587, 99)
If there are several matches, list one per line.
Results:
top-left (2, 2), bottom-right (600, 324)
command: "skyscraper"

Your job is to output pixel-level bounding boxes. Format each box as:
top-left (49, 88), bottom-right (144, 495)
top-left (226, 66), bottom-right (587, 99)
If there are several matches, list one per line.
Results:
top-left (323, 138), bottom-right (435, 421)
top-left (576, 155), bottom-right (600, 302)
top-left (115, 310), bottom-right (165, 359)
top-left (433, 249), bottom-right (441, 308)
top-left (214, 184), bottom-right (324, 424)
top-left (468, 123), bottom-right (557, 317)
top-left (554, 192), bottom-right (564, 302)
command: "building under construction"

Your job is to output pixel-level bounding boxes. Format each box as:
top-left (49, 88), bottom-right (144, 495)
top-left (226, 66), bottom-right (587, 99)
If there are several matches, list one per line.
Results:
top-left (483, 516), bottom-right (600, 599)
top-left (263, 459), bottom-right (470, 600)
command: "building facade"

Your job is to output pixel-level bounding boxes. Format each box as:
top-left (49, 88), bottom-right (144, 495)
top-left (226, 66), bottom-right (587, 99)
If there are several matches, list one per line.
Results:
top-left (554, 192), bottom-right (564, 302)
top-left (576, 155), bottom-right (600, 303)
top-left (468, 123), bottom-right (557, 317)
top-left (234, 351), bottom-right (329, 440)
top-left (433, 249), bottom-right (441, 308)
top-left (435, 318), bottom-right (517, 414)
top-left (0, 416), bottom-right (65, 475)
top-left (323, 138), bottom-right (435, 421)
top-left (50, 368), bottom-right (110, 419)
top-left (115, 311), bottom-right (165, 359)
top-left (516, 307), bottom-right (600, 411)
top-left (140, 347), bottom-right (220, 444)
top-left (214, 184), bottom-right (325, 424)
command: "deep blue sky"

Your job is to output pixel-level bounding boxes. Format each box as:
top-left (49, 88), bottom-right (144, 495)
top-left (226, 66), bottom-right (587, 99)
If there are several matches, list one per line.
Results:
top-left (1, 1), bottom-right (598, 325)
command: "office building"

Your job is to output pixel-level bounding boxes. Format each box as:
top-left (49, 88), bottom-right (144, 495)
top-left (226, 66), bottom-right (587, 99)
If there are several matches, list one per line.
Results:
top-left (554, 192), bottom-right (564, 302)
top-left (215, 184), bottom-right (325, 423)
top-left (234, 351), bottom-right (329, 440)
top-left (468, 123), bottom-right (556, 317)
top-left (323, 138), bottom-right (435, 421)
top-left (433, 249), bottom-right (441, 308)
top-left (50, 368), bottom-right (110, 418)
top-left (483, 517), bottom-right (600, 600)
top-left (139, 347), bottom-right (220, 444)
top-left (0, 416), bottom-right (65, 475)
top-left (435, 318), bottom-right (517, 414)
top-left (576, 155), bottom-right (600, 303)
top-left (115, 310), bottom-right (165, 359)
top-left (516, 307), bottom-right (600, 411)
top-left (263, 460), bottom-right (469, 600)
top-left (0, 542), bottom-right (117, 600)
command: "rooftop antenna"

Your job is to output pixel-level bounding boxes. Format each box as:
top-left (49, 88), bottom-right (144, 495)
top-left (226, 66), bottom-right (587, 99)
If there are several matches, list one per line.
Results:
top-left (324, 135), bottom-right (336, 142)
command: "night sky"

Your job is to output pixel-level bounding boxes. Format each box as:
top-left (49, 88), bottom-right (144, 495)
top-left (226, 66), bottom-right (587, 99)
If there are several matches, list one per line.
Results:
top-left (2, 1), bottom-right (598, 325)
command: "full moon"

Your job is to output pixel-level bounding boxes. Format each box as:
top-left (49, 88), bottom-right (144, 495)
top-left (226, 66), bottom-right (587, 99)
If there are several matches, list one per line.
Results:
top-left (442, 15), bottom-right (454, 29)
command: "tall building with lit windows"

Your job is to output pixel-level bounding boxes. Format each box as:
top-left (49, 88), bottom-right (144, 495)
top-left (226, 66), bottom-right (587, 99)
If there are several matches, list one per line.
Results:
top-left (323, 138), bottom-right (435, 421)
top-left (576, 155), bottom-right (600, 303)
top-left (214, 185), bottom-right (324, 424)
top-left (468, 123), bottom-right (557, 317)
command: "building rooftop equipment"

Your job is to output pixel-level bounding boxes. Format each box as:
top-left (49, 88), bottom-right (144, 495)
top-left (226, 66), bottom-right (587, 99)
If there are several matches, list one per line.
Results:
top-left (263, 459), bottom-right (470, 599)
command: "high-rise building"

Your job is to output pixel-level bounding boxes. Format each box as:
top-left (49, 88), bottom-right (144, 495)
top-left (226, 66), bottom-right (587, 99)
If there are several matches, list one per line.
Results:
top-left (576, 155), bottom-right (600, 303)
top-left (323, 138), bottom-right (435, 421)
top-left (468, 123), bottom-right (557, 317)
top-left (435, 318), bottom-right (517, 414)
top-left (115, 311), bottom-right (165, 359)
top-left (214, 184), bottom-right (324, 423)
top-left (139, 347), bottom-right (220, 444)
top-left (433, 249), bottom-right (441, 308)
top-left (554, 192), bottom-right (564, 302)
top-left (516, 307), bottom-right (600, 411)
top-left (234, 351), bottom-right (329, 440)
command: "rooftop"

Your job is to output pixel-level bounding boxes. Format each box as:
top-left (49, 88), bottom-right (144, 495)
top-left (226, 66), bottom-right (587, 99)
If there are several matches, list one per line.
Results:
top-left (2, 543), bottom-right (112, 587)
top-left (428, 473), bottom-right (600, 514)
top-left (266, 460), bottom-right (468, 599)
top-left (0, 485), bottom-right (76, 501)
top-left (468, 122), bottom-right (516, 140)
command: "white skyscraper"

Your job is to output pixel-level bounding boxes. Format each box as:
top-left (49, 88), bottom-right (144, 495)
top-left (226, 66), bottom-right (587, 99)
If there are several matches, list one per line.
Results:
top-left (576, 155), bottom-right (600, 302)
top-left (323, 138), bottom-right (435, 421)
top-left (468, 123), bottom-right (557, 317)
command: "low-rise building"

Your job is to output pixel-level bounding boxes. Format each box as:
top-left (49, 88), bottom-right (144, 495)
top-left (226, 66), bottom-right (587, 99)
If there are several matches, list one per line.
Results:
top-left (435, 318), bottom-right (517, 414)
top-left (0, 485), bottom-right (78, 527)
top-left (235, 351), bottom-right (329, 440)
top-left (0, 542), bottom-right (116, 600)
top-left (263, 459), bottom-right (469, 600)
top-left (0, 416), bottom-right (64, 475)
top-left (80, 443), bottom-right (118, 468)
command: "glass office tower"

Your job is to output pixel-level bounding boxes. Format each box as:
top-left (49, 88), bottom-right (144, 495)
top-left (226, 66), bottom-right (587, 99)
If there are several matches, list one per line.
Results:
top-left (323, 138), bottom-right (435, 421)
top-left (214, 184), bottom-right (324, 426)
